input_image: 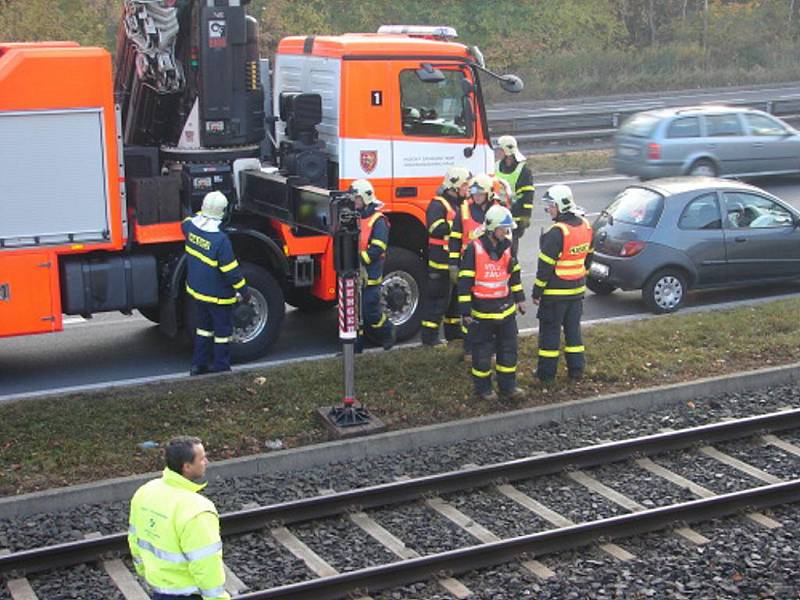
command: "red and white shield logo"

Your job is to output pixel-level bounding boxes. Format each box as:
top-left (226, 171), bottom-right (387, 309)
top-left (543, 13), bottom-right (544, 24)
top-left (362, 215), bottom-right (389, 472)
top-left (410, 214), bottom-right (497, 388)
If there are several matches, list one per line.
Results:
top-left (360, 150), bottom-right (378, 174)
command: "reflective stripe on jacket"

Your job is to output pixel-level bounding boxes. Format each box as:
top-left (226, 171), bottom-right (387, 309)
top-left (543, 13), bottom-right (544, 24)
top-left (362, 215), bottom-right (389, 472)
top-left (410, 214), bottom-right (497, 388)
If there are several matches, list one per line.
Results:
top-left (460, 200), bottom-right (483, 252)
top-left (532, 214), bottom-right (594, 301)
top-left (182, 218), bottom-right (246, 305)
top-left (358, 206), bottom-right (389, 285)
top-left (128, 468), bottom-right (230, 600)
top-left (472, 240), bottom-right (511, 299)
top-left (428, 196), bottom-right (455, 247)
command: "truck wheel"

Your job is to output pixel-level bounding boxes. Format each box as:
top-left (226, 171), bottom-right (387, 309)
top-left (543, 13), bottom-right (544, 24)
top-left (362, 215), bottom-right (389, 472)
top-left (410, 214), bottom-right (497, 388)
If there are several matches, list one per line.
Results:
top-left (231, 263), bottom-right (285, 362)
top-left (379, 246), bottom-right (426, 342)
top-left (138, 305), bottom-right (161, 324)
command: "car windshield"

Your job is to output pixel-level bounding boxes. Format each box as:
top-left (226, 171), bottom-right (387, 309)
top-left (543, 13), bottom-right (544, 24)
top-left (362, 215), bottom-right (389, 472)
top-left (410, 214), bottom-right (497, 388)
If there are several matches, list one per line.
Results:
top-left (603, 187), bottom-right (664, 227)
top-left (618, 113), bottom-right (659, 138)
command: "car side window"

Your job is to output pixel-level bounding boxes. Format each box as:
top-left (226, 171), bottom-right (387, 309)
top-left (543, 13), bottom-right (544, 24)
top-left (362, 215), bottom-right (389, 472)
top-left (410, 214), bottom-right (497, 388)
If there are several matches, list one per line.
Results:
top-left (743, 113), bottom-right (788, 136)
top-left (666, 117), bottom-right (700, 139)
top-left (399, 69), bottom-right (472, 138)
top-left (705, 114), bottom-right (744, 137)
top-left (678, 193), bottom-right (721, 230)
top-left (723, 192), bottom-right (794, 229)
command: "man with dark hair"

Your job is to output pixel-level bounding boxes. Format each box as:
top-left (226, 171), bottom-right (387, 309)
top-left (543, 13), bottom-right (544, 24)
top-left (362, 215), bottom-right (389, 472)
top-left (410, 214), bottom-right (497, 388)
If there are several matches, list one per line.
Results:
top-left (129, 437), bottom-right (229, 600)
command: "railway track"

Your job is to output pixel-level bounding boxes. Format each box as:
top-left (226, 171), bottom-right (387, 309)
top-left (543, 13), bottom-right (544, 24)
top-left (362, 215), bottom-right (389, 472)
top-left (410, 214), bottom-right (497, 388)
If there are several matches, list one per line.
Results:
top-left (2, 407), bottom-right (800, 599)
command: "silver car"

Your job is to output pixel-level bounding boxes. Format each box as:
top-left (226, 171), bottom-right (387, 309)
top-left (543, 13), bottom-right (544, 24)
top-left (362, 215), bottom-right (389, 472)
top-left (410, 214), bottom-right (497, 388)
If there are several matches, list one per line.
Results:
top-left (613, 106), bottom-right (800, 179)
top-left (588, 177), bottom-right (800, 313)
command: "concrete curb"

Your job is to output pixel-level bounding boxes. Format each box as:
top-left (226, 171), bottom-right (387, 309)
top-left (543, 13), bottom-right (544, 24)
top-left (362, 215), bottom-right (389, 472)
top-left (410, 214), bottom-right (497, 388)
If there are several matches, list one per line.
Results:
top-left (2, 362), bottom-right (799, 520)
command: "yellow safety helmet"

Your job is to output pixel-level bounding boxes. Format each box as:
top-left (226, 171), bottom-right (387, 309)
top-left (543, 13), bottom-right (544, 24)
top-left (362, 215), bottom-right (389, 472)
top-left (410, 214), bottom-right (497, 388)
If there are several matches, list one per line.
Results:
top-left (543, 184), bottom-right (576, 213)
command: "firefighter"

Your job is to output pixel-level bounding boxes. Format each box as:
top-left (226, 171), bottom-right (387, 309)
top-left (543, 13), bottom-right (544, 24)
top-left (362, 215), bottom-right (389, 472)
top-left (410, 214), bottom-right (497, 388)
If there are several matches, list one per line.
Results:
top-left (459, 205), bottom-right (526, 402)
top-left (420, 165), bottom-right (471, 346)
top-left (129, 436), bottom-right (229, 600)
top-left (448, 173), bottom-right (496, 358)
top-left (532, 184), bottom-right (594, 382)
top-left (353, 178), bottom-right (395, 351)
top-left (183, 191), bottom-right (250, 376)
top-left (495, 135), bottom-right (535, 249)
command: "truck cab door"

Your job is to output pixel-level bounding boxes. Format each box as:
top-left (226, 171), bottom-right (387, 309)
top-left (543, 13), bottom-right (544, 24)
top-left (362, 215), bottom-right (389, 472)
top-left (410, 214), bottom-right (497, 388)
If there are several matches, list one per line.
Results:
top-left (391, 64), bottom-right (491, 203)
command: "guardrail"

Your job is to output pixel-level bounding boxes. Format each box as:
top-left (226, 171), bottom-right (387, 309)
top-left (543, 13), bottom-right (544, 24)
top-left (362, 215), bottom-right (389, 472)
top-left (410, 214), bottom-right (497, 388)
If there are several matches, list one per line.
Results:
top-left (489, 97), bottom-right (800, 154)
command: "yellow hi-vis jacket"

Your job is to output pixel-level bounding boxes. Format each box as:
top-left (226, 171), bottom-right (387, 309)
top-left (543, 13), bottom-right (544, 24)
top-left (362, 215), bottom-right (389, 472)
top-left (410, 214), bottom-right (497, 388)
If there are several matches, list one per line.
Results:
top-left (128, 468), bottom-right (229, 600)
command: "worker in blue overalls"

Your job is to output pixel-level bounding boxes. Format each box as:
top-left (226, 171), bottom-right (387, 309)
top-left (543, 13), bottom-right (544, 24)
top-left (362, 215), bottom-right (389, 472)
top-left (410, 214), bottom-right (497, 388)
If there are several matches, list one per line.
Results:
top-left (183, 191), bottom-right (250, 375)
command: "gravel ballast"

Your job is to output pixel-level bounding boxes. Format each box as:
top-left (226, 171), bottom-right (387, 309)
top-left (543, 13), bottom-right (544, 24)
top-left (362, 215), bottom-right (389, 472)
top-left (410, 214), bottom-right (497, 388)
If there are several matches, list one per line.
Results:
top-left (1, 383), bottom-right (799, 598)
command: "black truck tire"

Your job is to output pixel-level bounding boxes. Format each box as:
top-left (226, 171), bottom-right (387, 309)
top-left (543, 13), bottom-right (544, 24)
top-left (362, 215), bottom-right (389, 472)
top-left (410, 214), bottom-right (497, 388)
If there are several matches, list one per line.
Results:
top-left (183, 263), bottom-right (285, 362)
top-left (376, 246), bottom-right (427, 342)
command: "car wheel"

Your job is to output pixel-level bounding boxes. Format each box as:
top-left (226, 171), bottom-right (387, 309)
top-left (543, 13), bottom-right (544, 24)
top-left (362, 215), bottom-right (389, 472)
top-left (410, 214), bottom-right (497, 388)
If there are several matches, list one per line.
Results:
top-left (587, 278), bottom-right (616, 296)
top-left (642, 268), bottom-right (687, 314)
top-left (688, 158), bottom-right (718, 177)
top-left (137, 305), bottom-right (161, 324)
top-left (372, 246), bottom-right (426, 343)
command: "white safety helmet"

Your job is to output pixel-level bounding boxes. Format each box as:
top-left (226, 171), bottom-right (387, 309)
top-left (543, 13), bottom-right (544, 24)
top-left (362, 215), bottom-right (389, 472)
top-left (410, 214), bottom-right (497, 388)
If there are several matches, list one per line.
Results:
top-left (469, 173), bottom-right (494, 197)
top-left (200, 191), bottom-right (228, 220)
top-left (543, 184), bottom-right (576, 214)
top-left (484, 204), bottom-right (516, 231)
top-left (350, 178), bottom-right (376, 203)
top-left (442, 166), bottom-right (471, 191)
top-left (497, 134), bottom-right (526, 162)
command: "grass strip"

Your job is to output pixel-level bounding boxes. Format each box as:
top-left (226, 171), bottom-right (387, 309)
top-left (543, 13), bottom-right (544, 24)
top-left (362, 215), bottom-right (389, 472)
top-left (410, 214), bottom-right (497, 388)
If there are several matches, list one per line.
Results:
top-left (1, 298), bottom-right (799, 496)
top-left (528, 150), bottom-right (612, 176)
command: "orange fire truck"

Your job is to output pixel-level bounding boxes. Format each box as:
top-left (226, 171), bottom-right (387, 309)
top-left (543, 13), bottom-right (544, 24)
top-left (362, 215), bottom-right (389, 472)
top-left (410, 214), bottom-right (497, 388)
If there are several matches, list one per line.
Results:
top-left (0, 1), bottom-right (521, 360)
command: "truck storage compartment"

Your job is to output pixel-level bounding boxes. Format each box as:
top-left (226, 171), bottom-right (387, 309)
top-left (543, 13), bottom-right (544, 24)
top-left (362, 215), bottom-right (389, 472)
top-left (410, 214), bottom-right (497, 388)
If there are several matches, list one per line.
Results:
top-left (60, 255), bottom-right (158, 315)
top-left (0, 252), bottom-right (58, 337)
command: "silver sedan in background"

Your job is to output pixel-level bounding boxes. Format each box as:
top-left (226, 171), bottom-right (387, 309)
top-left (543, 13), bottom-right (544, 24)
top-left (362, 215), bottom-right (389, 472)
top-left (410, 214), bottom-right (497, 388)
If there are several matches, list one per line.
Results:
top-left (613, 106), bottom-right (800, 179)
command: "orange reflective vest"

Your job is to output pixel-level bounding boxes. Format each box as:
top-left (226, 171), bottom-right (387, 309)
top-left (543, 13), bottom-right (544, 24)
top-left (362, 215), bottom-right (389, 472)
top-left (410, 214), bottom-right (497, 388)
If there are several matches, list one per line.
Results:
top-left (460, 200), bottom-right (484, 253)
top-left (472, 241), bottom-right (511, 299)
top-left (428, 196), bottom-right (456, 247)
top-left (553, 217), bottom-right (593, 280)
top-left (359, 211), bottom-right (385, 254)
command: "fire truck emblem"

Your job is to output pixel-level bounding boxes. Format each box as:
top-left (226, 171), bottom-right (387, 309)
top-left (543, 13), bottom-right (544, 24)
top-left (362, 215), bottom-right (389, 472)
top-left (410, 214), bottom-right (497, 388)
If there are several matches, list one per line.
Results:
top-left (360, 150), bottom-right (378, 174)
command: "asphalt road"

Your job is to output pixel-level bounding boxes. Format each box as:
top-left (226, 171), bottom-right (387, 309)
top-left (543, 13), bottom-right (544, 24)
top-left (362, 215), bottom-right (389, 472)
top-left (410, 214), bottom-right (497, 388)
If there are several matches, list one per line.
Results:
top-left (2, 174), bottom-right (800, 401)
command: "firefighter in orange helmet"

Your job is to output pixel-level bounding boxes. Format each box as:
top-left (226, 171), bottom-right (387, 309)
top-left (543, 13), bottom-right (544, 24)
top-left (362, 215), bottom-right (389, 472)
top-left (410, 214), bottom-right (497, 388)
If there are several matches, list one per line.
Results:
top-left (458, 205), bottom-right (526, 402)
top-left (352, 179), bottom-right (395, 351)
top-left (532, 184), bottom-right (593, 382)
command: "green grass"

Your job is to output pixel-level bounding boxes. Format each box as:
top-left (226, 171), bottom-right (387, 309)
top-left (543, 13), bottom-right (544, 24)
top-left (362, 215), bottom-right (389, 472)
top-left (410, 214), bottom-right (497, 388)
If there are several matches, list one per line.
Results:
top-left (1, 298), bottom-right (799, 496)
top-left (527, 150), bottom-right (613, 175)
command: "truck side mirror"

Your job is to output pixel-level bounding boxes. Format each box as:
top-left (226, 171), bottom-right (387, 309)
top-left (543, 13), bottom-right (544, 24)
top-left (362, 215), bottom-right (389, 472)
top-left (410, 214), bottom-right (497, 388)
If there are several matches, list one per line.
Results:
top-left (416, 63), bottom-right (446, 83)
top-left (499, 74), bottom-right (524, 94)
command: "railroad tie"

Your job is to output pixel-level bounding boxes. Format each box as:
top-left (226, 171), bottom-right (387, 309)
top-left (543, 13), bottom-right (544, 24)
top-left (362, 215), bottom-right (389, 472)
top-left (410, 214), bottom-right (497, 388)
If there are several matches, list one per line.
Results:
top-left (699, 446), bottom-right (784, 485)
top-left (425, 496), bottom-right (555, 580)
top-left (635, 458), bottom-right (781, 530)
top-left (1, 549), bottom-right (38, 600)
top-left (84, 532), bottom-right (149, 600)
top-left (495, 483), bottom-right (636, 561)
top-left (762, 434), bottom-right (800, 459)
top-left (316, 487), bottom-right (473, 599)
top-left (566, 470), bottom-right (711, 545)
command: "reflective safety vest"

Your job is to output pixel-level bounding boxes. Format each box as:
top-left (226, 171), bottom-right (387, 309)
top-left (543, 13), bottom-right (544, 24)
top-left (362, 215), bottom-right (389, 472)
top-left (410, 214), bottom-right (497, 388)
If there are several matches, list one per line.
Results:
top-left (428, 196), bottom-right (456, 247)
top-left (472, 240), bottom-right (511, 299)
top-left (460, 200), bottom-right (484, 252)
top-left (359, 211), bottom-right (386, 255)
top-left (495, 160), bottom-right (524, 201)
top-left (553, 217), bottom-right (593, 280)
top-left (128, 468), bottom-right (229, 600)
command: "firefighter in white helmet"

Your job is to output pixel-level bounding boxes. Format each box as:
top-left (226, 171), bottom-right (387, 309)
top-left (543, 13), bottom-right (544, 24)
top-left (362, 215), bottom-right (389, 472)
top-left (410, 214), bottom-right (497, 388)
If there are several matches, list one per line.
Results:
top-left (420, 165), bottom-right (471, 346)
top-left (351, 178), bottom-right (395, 351)
top-left (532, 184), bottom-right (594, 382)
top-left (458, 204), bottom-right (526, 402)
top-left (448, 173), bottom-right (499, 358)
top-left (182, 191), bottom-right (250, 376)
top-left (495, 135), bottom-right (535, 244)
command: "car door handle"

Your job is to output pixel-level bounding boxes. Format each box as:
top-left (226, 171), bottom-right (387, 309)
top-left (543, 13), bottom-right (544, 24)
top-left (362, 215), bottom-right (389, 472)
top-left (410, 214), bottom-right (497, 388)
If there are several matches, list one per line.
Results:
top-left (734, 236), bottom-right (747, 243)
top-left (707, 143), bottom-right (717, 149)
top-left (753, 142), bottom-right (765, 148)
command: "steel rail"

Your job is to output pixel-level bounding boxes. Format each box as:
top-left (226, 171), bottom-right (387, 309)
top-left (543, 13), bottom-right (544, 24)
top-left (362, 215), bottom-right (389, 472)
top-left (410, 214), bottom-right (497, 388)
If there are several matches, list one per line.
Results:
top-left (2, 407), bottom-right (799, 576)
top-left (236, 479), bottom-right (800, 600)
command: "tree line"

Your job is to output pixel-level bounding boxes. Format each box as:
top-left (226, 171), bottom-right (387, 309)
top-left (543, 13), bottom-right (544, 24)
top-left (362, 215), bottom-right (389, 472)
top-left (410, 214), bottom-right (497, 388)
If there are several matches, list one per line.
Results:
top-left (1, 0), bottom-right (798, 98)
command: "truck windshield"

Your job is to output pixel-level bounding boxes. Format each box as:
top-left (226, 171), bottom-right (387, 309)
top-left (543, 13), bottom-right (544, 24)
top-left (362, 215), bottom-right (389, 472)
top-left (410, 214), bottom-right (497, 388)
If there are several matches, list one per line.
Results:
top-left (400, 69), bottom-right (472, 138)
